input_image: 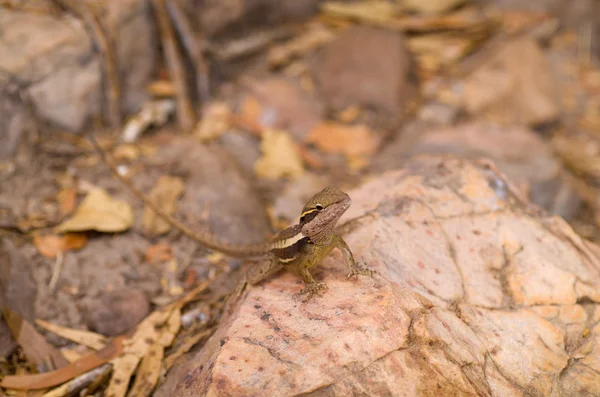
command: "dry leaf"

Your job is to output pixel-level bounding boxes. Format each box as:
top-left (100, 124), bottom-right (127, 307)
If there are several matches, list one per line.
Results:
top-left (2, 307), bottom-right (69, 372)
top-left (194, 102), bottom-right (232, 142)
top-left (57, 188), bottom-right (133, 233)
top-left (306, 122), bottom-right (380, 158)
top-left (1, 282), bottom-right (211, 391)
top-left (164, 328), bottom-right (213, 369)
top-left (105, 353), bottom-right (140, 397)
top-left (337, 105), bottom-right (361, 123)
top-left (122, 99), bottom-right (176, 143)
top-left (112, 144), bottom-right (140, 161)
top-left (57, 188), bottom-right (77, 217)
top-left (161, 259), bottom-right (185, 297)
top-left (321, 1), bottom-right (400, 25)
top-left (400, 0), bottom-right (470, 15)
top-left (143, 176), bottom-right (185, 236)
top-left (145, 243), bottom-right (173, 264)
top-left (33, 233), bottom-right (87, 259)
top-left (323, 2), bottom-right (489, 32)
top-left (0, 336), bottom-right (124, 390)
top-left (157, 309), bottom-right (181, 347)
top-left (38, 364), bottom-right (111, 397)
top-left (407, 33), bottom-right (478, 75)
top-left (147, 80), bottom-right (176, 97)
top-left (233, 96), bottom-right (264, 135)
top-left (254, 129), bottom-right (304, 180)
top-left (35, 319), bottom-right (107, 350)
top-left (126, 343), bottom-right (163, 397)
top-left (106, 306), bottom-right (181, 397)
top-left (60, 345), bottom-right (93, 363)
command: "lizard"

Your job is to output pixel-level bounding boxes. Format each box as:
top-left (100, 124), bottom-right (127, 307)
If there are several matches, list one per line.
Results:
top-left (89, 135), bottom-right (375, 299)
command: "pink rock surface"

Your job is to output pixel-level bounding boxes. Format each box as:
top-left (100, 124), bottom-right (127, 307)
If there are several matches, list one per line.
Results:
top-left (166, 157), bottom-right (600, 396)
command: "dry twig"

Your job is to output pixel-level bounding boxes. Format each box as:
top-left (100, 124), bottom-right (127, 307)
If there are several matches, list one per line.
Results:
top-left (166, 0), bottom-right (211, 104)
top-left (152, 0), bottom-right (196, 132)
top-left (87, 132), bottom-right (218, 251)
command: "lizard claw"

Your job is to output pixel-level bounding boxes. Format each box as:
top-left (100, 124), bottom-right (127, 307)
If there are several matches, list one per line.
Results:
top-left (299, 282), bottom-right (328, 301)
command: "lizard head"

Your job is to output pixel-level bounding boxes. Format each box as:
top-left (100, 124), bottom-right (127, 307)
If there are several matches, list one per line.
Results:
top-left (299, 186), bottom-right (351, 241)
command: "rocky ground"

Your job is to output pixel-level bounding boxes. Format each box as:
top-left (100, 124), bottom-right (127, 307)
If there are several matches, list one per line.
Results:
top-left (2, 0), bottom-right (600, 396)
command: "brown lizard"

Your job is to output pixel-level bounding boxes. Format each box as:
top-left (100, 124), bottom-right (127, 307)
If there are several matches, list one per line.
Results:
top-left (90, 136), bottom-right (375, 299)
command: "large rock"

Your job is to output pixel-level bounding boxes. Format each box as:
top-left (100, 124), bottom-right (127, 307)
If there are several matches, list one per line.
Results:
top-left (163, 157), bottom-right (600, 396)
top-left (461, 38), bottom-right (559, 126)
top-left (0, 1), bottom-right (156, 159)
top-left (372, 121), bottom-right (582, 220)
top-left (311, 25), bottom-right (418, 115)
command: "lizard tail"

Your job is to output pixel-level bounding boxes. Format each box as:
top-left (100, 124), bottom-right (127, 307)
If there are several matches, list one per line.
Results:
top-left (89, 133), bottom-right (271, 258)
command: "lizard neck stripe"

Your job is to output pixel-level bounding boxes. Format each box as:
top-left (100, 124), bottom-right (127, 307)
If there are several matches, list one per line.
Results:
top-left (278, 256), bottom-right (297, 263)
top-left (272, 231), bottom-right (305, 249)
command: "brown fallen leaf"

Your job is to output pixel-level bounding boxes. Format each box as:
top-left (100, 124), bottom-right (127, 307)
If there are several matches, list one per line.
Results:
top-left (407, 32), bottom-right (481, 76)
top-left (233, 95), bottom-right (265, 135)
top-left (336, 105), bottom-right (361, 123)
top-left (33, 233), bottom-right (87, 259)
top-left (0, 336), bottom-right (124, 390)
top-left (322, 2), bottom-right (490, 32)
top-left (126, 342), bottom-right (164, 397)
top-left (105, 308), bottom-right (181, 397)
top-left (122, 99), bottom-right (176, 143)
top-left (254, 129), bottom-right (304, 180)
top-left (143, 176), bottom-right (185, 236)
top-left (35, 319), bottom-right (107, 350)
top-left (194, 102), bottom-right (232, 142)
top-left (112, 144), bottom-right (140, 161)
top-left (36, 364), bottom-right (111, 397)
top-left (1, 281), bottom-right (212, 391)
top-left (162, 259), bottom-right (185, 297)
top-left (305, 122), bottom-right (380, 158)
top-left (104, 352), bottom-right (140, 397)
top-left (2, 307), bottom-right (69, 373)
top-left (56, 188), bottom-right (133, 233)
top-left (146, 79), bottom-right (177, 97)
top-left (57, 187), bottom-right (77, 217)
top-left (60, 345), bottom-right (93, 363)
top-left (321, 1), bottom-right (400, 26)
top-left (401, 0), bottom-right (470, 15)
top-left (145, 243), bottom-right (173, 264)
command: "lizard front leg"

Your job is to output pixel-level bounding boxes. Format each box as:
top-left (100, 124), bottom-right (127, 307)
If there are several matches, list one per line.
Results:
top-left (333, 235), bottom-right (376, 279)
top-left (298, 266), bottom-right (328, 300)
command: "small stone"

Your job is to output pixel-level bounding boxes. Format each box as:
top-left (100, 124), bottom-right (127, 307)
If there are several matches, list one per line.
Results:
top-left (83, 289), bottom-right (150, 336)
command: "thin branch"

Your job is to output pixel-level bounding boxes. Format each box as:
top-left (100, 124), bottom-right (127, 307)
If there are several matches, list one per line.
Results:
top-left (166, 0), bottom-right (211, 104)
top-left (88, 132), bottom-right (201, 244)
top-left (87, 131), bottom-right (269, 257)
top-left (152, 0), bottom-right (196, 132)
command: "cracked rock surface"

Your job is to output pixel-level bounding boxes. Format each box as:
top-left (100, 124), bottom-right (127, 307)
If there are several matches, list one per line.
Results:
top-left (165, 156), bottom-right (600, 397)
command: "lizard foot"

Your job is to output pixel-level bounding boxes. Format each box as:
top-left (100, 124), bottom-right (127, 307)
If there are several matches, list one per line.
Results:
top-left (299, 282), bottom-right (328, 301)
top-left (347, 262), bottom-right (377, 279)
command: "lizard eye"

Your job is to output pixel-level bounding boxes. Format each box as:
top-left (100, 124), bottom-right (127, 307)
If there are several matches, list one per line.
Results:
top-left (315, 204), bottom-right (324, 211)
